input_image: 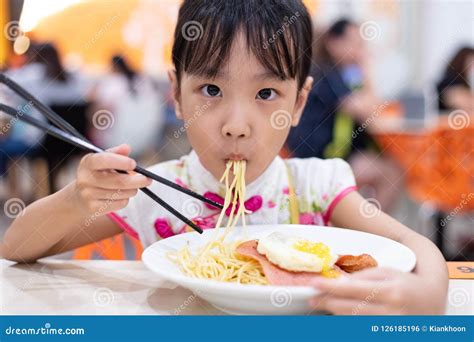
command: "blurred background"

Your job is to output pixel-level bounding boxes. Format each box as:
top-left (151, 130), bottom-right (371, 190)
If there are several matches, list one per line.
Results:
top-left (0, 0), bottom-right (472, 261)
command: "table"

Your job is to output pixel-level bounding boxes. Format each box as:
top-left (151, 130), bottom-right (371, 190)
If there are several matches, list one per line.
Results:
top-left (1, 259), bottom-right (472, 315)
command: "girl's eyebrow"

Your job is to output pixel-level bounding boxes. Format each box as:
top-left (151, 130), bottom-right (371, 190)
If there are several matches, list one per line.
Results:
top-left (253, 71), bottom-right (285, 81)
top-left (189, 70), bottom-right (284, 82)
top-left (189, 68), bottom-right (226, 80)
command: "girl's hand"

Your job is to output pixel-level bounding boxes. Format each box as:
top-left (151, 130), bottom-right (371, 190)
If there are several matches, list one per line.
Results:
top-left (309, 267), bottom-right (446, 315)
top-left (73, 144), bottom-right (152, 215)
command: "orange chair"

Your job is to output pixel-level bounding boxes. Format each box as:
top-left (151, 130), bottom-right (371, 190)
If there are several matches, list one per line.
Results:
top-left (376, 122), bottom-right (473, 213)
top-left (73, 233), bottom-right (143, 260)
top-left (374, 116), bottom-right (473, 256)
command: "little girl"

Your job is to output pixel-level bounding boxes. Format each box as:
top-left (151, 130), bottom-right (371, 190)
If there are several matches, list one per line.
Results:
top-left (1, 0), bottom-right (448, 314)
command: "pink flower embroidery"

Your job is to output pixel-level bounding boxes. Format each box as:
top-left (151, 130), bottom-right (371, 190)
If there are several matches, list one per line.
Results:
top-left (299, 213), bottom-right (314, 225)
top-left (203, 192), bottom-right (224, 209)
top-left (268, 200), bottom-right (276, 208)
top-left (282, 187), bottom-right (289, 195)
top-left (154, 218), bottom-right (175, 238)
top-left (175, 178), bottom-right (188, 188)
top-left (299, 212), bottom-right (325, 226)
top-left (244, 195), bottom-right (263, 213)
top-left (193, 215), bottom-right (217, 230)
top-left (203, 192), bottom-right (263, 215)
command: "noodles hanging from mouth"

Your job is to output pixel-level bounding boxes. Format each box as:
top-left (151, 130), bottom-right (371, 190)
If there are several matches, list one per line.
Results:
top-left (169, 160), bottom-right (268, 285)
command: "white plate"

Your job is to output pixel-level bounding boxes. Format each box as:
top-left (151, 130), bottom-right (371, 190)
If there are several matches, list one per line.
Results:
top-left (142, 225), bottom-right (416, 315)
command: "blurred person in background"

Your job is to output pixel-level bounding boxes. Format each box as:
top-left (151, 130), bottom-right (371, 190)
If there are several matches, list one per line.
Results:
top-left (91, 55), bottom-right (164, 160)
top-left (437, 46), bottom-right (473, 113)
top-left (5, 42), bottom-right (88, 106)
top-left (437, 46), bottom-right (473, 259)
top-left (287, 18), bottom-right (401, 212)
top-left (0, 42), bottom-right (88, 196)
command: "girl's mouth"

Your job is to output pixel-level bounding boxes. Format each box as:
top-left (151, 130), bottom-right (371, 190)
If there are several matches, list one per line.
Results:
top-left (225, 153), bottom-right (247, 161)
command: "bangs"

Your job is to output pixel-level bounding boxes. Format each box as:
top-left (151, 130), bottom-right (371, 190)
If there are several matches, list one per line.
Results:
top-left (172, 0), bottom-right (312, 89)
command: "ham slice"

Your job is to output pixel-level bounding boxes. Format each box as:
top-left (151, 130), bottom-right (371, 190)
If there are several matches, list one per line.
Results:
top-left (236, 240), bottom-right (378, 286)
top-left (236, 240), bottom-right (337, 286)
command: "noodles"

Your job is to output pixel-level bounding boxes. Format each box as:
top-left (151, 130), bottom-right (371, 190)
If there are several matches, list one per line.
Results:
top-left (169, 160), bottom-right (268, 285)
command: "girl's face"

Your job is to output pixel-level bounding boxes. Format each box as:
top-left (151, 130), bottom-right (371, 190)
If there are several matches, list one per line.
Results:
top-left (169, 34), bottom-right (312, 184)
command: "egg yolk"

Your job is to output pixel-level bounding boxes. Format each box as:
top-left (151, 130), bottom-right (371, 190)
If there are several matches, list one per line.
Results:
top-left (293, 240), bottom-right (340, 278)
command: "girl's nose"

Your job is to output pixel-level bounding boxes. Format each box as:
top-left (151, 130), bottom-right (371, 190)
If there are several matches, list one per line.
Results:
top-left (221, 117), bottom-right (251, 139)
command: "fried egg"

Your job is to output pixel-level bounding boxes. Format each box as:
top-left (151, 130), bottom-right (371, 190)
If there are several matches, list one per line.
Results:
top-left (256, 232), bottom-right (338, 273)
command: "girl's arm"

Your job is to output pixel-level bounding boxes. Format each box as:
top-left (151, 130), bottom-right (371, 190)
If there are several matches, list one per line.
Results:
top-left (310, 191), bottom-right (448, 314)
top-left (0, 183), bottom-right (121, 262)
top-left (0, 145), bottom-right (151, 263)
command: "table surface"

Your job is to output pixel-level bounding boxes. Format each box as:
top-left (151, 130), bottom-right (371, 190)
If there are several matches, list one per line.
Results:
top-left (1, 259), bottom-right (472, 315)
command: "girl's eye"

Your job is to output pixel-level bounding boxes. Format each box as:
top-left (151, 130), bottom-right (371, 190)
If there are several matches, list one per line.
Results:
top-left (256, 88), bottom-right (277, 100)
top-left (201, 84), bottom-right (222, 97)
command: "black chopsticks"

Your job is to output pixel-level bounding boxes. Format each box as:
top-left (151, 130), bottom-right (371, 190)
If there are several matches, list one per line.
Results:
top-left (0, 73), bottom-right (223, 234)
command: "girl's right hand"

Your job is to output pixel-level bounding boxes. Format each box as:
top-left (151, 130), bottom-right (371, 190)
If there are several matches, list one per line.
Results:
top-left (73, 144), bottom-right (152, 215)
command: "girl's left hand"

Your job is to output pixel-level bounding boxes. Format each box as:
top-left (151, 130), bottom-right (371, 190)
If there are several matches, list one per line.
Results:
top-left (309, 267), bottom-right (446, 315)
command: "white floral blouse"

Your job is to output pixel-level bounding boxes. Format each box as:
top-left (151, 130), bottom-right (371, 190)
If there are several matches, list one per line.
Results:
top-left (110, 150), bottom-right (357, 248)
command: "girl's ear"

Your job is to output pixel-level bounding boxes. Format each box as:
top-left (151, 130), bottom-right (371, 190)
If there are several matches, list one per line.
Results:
top-left (291, 76), bottom-right (313, 126)
top-left (167, 69), bottom-right (183, 119)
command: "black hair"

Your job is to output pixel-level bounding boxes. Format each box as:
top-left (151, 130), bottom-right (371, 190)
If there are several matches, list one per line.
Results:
top-left (441, 46), bottom-right (474, 88)
top-left (327, 18), bottom-right (354, 38)
top-left (172, 0), bottom-right (313, 90)
top-left (112, 55), bottom-right (137, 95)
